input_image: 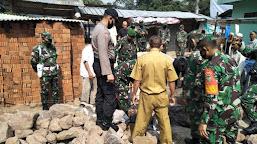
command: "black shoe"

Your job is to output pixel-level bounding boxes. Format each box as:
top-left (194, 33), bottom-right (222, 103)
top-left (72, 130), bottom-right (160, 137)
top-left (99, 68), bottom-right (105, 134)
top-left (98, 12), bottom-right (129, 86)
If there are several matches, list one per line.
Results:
top-left (102, 116), bottom-right (119, 132)
top-left (42, 104), bottom-right (49, 110)
top-left (184, 138), bottom-right (200, 144)
top-left (244, 122), bottom-right (257, 134)
top-left (184, 138), bottom-right (191, 144)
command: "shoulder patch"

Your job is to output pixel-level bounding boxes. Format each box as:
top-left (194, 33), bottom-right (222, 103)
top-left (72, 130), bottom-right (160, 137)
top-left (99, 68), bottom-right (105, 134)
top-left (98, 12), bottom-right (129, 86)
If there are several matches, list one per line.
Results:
top-left (105, 33), bottom-right (109, 39)
top-left (204, 68), bottom-right (219, 95)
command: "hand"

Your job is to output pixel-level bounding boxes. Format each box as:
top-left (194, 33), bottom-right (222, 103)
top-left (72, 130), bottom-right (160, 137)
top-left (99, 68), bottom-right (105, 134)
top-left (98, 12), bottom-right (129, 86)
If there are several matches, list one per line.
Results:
top-left (180, 77), bottom-right (184, 81)
top-left (88, 72), bottom-right (94, 79)
top-left (134, 28), bottom-right (137, 32)
top-left (198, 123), bottom-right (209, 139)
top-left (170, 96), bottom-right (175, 106)
top-left (142, 32), bottom-right (145, 35)
top-left (132, 94), bottom-right (138, 105)
top-left (107, 74), bottom-right (114, 83)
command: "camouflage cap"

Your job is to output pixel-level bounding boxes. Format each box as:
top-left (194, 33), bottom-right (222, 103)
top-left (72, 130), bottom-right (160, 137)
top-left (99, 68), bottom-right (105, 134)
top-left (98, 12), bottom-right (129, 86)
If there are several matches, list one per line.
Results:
top-left (179, 24), bottom-right (184, 28)
top-left (41, 32), bottom-right (53, 39)
top-left (127, 28), bottom-right (136, 37)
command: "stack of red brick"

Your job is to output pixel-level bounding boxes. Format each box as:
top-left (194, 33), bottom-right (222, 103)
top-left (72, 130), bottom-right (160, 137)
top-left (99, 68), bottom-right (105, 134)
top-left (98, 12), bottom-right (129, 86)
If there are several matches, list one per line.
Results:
top-left (0, 21), bottom-right (85, 105)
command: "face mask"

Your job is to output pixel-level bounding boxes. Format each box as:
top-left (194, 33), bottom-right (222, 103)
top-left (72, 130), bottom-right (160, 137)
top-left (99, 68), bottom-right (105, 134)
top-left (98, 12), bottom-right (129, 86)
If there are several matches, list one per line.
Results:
top-left (45, 39), bottom-right (52, 47)
top-left (163, 25), bottom-right (167, 29)
top-left (108, 20), bottom-right (114, 29)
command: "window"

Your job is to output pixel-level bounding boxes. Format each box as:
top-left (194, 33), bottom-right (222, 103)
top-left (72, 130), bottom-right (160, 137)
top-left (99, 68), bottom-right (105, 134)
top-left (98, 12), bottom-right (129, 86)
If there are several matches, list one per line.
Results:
top-left (244, 12), bottom-right (257, 18)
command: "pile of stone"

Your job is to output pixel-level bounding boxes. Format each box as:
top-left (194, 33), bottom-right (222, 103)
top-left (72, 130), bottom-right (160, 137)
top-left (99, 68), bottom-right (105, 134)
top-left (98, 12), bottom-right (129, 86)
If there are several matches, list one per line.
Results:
top-left (0, 103), bottom-right (157, 144)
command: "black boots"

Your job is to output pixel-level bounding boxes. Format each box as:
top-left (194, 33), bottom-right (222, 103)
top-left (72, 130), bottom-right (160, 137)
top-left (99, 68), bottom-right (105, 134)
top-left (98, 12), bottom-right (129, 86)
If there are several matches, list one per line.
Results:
top-left (96, 113), bottom-right (119, 132)
top-left (102, 116), bottom-right (119, 132)
top-left (244, 122), bottom-right (257, 134)
top-left (42, 103), bottom-right (49, 110)
top-left (185, 138), bottom-right (200, 144)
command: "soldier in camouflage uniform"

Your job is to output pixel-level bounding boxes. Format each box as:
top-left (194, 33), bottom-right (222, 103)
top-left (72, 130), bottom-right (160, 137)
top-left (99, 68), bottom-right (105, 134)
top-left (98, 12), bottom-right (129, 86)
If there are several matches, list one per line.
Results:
top-left (128, 20), bottom-right (142, 52)
top-left (138, 20), bottom-right (148, 52)
top-left (187, 30), bottom-right (202, 52)
top-left (175, 24), bottom-right (187, 56)
top-left (158, 23), bottom-right (170, 54)
top-left (114, 59), bottom-right (136, 111)
top-left (115, 28), bottom-right (137, 65)
top-left (237, 40), bottom-right (257, 134)
top-left (196, 37), bottom-right (241, 144)
top-left (182, 33), bottom-right (207, 143)
top-left (31, 32), bottom-right (59, 110)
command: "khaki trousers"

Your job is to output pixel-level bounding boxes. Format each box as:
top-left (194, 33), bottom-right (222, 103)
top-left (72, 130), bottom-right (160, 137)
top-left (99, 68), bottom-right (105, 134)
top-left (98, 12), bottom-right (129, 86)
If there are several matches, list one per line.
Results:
top-left (131, 91), bottom-right (172, 144)
top-left (81, 76), bottom-right (97, 104)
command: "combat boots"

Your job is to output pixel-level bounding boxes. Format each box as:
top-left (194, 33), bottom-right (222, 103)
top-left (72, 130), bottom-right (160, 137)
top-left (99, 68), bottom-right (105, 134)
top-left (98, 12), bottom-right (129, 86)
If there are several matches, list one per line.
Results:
top-left (42, 103), bottom-right (49, 110)
top-left (96, 111), bottom-right (104, 129)
top-left (244, 122), bottom-right (257, 134)
top-left (102, 115), bottom-right (119, 132)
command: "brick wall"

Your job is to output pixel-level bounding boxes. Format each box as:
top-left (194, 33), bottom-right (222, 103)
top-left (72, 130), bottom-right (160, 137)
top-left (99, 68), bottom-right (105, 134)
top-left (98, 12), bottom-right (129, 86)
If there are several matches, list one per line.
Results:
top-left (0, 21), bottom-right (85, 105)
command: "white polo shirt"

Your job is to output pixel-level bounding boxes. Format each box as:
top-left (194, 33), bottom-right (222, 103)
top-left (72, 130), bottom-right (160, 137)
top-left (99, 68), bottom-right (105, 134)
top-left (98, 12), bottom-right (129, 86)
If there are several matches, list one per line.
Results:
top-left (80, 44), bottom-right (96, 77)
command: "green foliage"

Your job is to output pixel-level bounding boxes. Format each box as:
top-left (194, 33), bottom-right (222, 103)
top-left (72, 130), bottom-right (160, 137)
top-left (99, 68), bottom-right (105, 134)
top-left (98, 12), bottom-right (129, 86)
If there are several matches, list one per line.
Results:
top-left (114, 0), bottom-right (137, 10)
top-left (83, 0), bottom-right (103, 5)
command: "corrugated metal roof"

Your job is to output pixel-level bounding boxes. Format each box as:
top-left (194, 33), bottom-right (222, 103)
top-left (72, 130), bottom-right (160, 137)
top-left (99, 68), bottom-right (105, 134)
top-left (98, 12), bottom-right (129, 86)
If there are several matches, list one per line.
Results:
top-left (0, 13), bottom-right (86, 23)
top-left (79, 6), bottom-right (214, 20)
top-left (22, 0), bottom-right (84, 6)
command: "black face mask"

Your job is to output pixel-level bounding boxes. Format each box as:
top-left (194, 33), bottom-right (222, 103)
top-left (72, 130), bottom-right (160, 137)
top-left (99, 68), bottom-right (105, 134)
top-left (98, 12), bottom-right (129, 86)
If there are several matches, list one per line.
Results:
top-left (163, 25), bottom-right (167, 29)
top-left (108, 20), bottom-right (114, 29)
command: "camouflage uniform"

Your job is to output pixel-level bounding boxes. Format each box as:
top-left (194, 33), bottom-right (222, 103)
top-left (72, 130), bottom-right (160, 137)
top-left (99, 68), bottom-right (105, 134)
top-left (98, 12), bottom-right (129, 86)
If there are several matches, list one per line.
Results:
top-left (128, 22), bottom-right (142, 52)
top-left (187, 30), bottom-right (202, 52)
top-left (175, 28), bottom-right (187, 56)
top-left (182, 51), bottom-right (208, 140)
top-left (138, 22), bottom-right (148, 52)
top-left (239, 47), bottom-right (257, 125)
top-left (115, 36), bottom-right (137, 65)
top-left (114, 59), bottom-right (136, 111)
top-left (31, 32), bottom-right (59, 106)
top-left (198, 51), bottom-right (241, 144)
top-left (158, 26), bottom-right (170, 54)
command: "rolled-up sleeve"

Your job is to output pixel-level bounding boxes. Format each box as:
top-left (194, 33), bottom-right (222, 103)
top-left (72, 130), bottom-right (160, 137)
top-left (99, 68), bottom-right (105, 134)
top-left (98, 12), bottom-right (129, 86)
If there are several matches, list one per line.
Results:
top-left (167, 59), bottom-right (178, 82)
top-left (130, 58), bottom-right (142, 81)
top-left (98, 31), bottom-right (112, 75)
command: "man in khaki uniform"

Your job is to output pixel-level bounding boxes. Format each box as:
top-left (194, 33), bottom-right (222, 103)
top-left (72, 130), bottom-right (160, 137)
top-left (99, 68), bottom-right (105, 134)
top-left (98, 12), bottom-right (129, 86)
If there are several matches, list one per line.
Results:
top-left (130, 35), bottom-right (178, 143)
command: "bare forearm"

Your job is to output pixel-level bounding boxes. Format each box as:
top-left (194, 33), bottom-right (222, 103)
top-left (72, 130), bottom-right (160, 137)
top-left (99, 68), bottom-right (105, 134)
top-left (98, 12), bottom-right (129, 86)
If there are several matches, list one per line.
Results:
top-left (133, 80), bottom-right (140, 96)
top-left (84, 62), bottom-right (92, 74)
top-left (169, 81), bottom-right (175, 96)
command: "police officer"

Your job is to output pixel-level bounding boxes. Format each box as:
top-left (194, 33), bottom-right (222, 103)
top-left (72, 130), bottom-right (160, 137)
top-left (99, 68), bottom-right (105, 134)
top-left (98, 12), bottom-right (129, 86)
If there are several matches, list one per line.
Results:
top-left (196, 37), bottom-right (241, 143)
top-left (130, 35), bottom-right (178, 143)
top-left (31, 32), bottom-right (59, 110)
top-left (158, 22), bottom-right (170, 54)
top-left (92, 8), bottom-right (119, 132)
top-left (175, 24), bottom-right (187, 56)
top-left (115, 28), bottom-right (137, 65)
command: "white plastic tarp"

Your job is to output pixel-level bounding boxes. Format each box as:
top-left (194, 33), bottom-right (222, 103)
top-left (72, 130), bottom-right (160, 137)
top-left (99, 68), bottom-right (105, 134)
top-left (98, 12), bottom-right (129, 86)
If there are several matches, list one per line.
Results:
top-left (210, 0), bottom-right (233, 18)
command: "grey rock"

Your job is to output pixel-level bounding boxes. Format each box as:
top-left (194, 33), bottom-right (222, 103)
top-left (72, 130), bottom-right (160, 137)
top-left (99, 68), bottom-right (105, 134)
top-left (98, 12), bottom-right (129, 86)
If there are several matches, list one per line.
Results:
top-left (49, 104), bottom-right (75, 119)
top-left (0, 113), bottom-right (13, 122)
top-left (236, 129), bottom-right (246, 142)
top-left (8, 111), bottom-right (39, 130)
top-left (87, 129), bottom-right (104, 144)
top-left (49, 118), bottom-right (62, 132)
top-left (36, 111), bottom-right (51, 129)
top-left (15, 130), bottom-right (33, 139)
top-left (172, 126), bottom-right (191, 144)
top-left (112, 110), bottom-right (129, 124)
top-left (133, 132), bottom-right (157, 144)
top-left (34, 128), bottom-right (48, 137)
top-left (59, 115), bottom-right (73, 130)
top-left (85, 121), bottom-right (103, 136)
top-left (56, 127), bottom-right (83, 141)
top-left (46, 132), bottom-right (57, 144)
top-left (0, 121), bottom-right (13, 143)
top-left (104, 128), bottom-right (123, 144)
top-left (69, 131), bottom-right (89, 144)
top-left (26, 133), bottom-right (47, 144)
top-left (247, 134), bottom-right (257, 144)
top-left (72, 116), bottom-right (84, 127)
top-left (6, 137), bottom-right (19, 144)
top-left (19, 139), bottom-right (28, 144)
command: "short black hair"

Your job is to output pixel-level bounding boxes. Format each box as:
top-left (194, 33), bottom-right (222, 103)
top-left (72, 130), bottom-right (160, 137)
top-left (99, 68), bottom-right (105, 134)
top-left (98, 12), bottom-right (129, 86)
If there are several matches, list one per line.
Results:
top-left (149, 35), bottom-right (162, 48)
top-left (201, 30), bottom-right (206, 34)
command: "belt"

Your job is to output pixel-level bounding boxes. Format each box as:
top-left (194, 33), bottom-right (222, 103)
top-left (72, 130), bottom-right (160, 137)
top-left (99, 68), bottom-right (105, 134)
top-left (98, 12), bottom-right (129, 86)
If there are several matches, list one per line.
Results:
top-left (43, 65), bottom-right (57, 71)
top-left (140, 89), bottom-right (166, 95)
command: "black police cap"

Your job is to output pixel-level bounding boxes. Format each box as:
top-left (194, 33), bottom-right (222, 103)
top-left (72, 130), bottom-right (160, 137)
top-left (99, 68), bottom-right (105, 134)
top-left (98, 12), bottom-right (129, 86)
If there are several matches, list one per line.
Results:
top-left (104, 8), bottom-right (119, 21)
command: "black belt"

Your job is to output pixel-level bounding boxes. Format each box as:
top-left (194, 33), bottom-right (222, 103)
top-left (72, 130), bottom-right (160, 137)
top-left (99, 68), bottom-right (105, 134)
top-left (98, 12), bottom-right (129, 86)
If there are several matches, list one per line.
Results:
top-left (140, 89), bottom-right (166, 95)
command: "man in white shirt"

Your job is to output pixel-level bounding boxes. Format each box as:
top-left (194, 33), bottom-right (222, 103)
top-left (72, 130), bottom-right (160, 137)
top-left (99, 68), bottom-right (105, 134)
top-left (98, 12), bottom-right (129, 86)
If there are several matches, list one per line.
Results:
top-left (230, 37), bottom-right (246, 76)
top-left (80, 44), bottom-right (97, 105)
top-left (108, 26), bottom-right (118, 46)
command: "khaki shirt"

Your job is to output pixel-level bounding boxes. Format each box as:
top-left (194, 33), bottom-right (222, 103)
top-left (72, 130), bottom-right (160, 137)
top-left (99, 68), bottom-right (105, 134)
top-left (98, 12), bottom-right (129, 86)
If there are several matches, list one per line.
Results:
top-left (130, 48), bottom-right (178, 94)
top-left (92, 21), bottom-right (115, 75)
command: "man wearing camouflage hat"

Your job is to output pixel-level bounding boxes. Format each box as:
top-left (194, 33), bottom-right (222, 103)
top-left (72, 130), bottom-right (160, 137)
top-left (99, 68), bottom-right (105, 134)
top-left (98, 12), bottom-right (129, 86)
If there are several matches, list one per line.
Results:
top-left (175, 24), bottom-right (187, 56)
top-left (115, 28), bottom-right (137, 65)
top-left (31, 32), bottom-right (59, 110)
top-left (158, 22), bottom-right (170, 54)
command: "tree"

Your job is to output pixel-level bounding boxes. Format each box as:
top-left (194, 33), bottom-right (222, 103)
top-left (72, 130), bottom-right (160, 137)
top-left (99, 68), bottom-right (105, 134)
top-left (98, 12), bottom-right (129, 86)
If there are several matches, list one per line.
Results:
top-left (83, 0), bottom-right (103, 5)
top-left (114, 0), bottom-right (137, 10)
top-left (182, 0), bottom-right (210, 16)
